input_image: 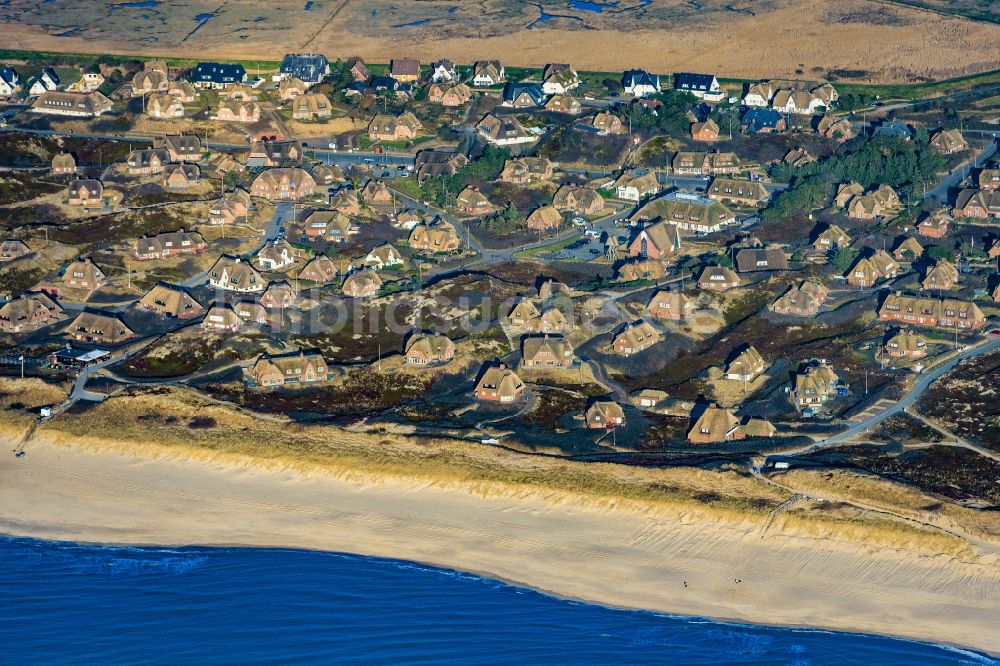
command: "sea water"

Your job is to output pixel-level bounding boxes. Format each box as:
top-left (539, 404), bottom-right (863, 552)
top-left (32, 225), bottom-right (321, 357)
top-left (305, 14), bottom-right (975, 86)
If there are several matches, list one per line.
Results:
top-left (1, 537), bottom-right (995, 664)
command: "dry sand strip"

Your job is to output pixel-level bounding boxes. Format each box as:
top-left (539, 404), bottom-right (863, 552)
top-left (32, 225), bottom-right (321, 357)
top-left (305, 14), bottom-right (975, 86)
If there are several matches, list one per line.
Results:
top-left (1, 437), bottom-right (999, 656)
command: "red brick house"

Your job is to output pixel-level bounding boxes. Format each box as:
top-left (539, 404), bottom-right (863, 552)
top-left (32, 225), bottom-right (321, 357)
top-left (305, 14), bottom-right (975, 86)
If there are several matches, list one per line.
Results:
top-left (611, 322), bottom-right (660, 356)
top-left (878, 293), bottom-right (986, 330)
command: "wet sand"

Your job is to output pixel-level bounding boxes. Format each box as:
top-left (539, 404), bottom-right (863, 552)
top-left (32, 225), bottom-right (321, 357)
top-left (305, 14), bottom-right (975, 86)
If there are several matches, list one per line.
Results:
top-left (1, 435), bottom-right (998, 656)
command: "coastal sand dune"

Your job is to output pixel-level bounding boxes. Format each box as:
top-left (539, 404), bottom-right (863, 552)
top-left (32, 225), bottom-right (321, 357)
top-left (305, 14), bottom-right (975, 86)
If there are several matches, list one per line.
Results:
top-left (2, 434), bottom-right (999, 655)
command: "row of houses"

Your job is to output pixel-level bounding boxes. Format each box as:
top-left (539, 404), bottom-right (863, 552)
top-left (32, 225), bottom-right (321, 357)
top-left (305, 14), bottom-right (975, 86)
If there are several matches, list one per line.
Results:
top-left (687, 405), bottom-right (776, 443)
top-left (469, 360), bottom-right (627, 428)
top-left (471, 360), bottom-right (774, 439)
top-left (743, 79), bottom-right (839, 115)
top-left (878, 292), bottom-right (986, 330)
top-left (0, 278), bottom-right (202, 334)
top-left (506, 298), bottom-right (569, 333)
top-left (125, 148), bottom-right (202, 188)
top-left (608, 170), bottom-right (768, 211)
top-left (2, 63), bottom-right (112, 99)
top-left (0, 65), bottom-right (58, 97)
top-left (0, 297), bottom-right (133, 345)
top-left (452, 182), bottom-right (609, 221)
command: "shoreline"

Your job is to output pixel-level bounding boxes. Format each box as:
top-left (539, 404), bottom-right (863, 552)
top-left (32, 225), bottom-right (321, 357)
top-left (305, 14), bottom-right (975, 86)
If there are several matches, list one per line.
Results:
top-left (2, 430), bottom-right (999, 656)
top-left (3, 534), bottom-right (995, 663)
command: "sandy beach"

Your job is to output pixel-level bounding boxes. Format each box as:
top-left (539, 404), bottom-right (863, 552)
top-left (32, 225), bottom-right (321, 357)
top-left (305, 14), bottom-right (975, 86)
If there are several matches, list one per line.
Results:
top-left (2, 431), bottom-right (998, 656)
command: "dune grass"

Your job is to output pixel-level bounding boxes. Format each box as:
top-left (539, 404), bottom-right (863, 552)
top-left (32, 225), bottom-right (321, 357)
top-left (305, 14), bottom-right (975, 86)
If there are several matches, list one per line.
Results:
top-left (30, 385), bottom-right (784, 516)
top-left (0, 378), bottom-right (69, 430)
top-left (1, 382), bottom-right (987, 558)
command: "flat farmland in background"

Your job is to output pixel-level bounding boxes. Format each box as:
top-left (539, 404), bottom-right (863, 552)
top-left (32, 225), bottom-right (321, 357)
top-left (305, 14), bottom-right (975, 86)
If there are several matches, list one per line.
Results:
top-left (2, 0), bottom-right (1000, 83)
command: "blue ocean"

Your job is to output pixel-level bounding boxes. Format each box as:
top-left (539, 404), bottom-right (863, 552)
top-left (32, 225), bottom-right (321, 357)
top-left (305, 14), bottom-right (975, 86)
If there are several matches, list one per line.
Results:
top-left (1, 536), bottom-right (995, 665)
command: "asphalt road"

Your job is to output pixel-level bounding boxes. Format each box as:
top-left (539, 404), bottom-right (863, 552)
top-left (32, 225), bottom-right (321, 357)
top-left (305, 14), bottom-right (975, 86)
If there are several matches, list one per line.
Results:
top-left (388, 183), bottom-right (632, 266)
top-left (61, 301), bottom-right (129, 314)
top-left (562, 167), bottom-right (788, 194)
top-left (179, 200), bottom-right (292, 289)
top-left (389, 188), bottom-right (486, 257)
top-left (800, 334), bottom-right (1000, 449)
top-left (873, 84), bottom-right (1000, 114)
top-left (924, 140), bottom-right (997, 203)
top-left (66, 337), bottom-right (154, 403)
top-left (302, 141), bottom-right (415, 167)
top-left (257, 201), bottom-right (294, 249)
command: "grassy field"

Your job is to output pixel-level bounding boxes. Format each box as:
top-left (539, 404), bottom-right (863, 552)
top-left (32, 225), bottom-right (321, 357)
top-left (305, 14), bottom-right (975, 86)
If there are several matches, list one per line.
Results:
top-left (1, 43), bottom-right (999, 106)
top-left (835, 69), bottom-right (1000, 101)
top-left (916, 349), bottom-right (1000, 450)
top-left (514, 232), bottom-right (584, 259)
top-left (973, 94), bottom-right (1000, 108)
top-left (0, 48), bottom-right (281, 74)
top-left (720, 68), bottom-right (1000, 102)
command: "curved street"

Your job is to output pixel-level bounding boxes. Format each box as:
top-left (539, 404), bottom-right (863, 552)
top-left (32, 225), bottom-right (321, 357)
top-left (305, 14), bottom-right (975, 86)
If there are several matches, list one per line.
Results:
top-left (792, 334), bottom-right (1000, 452)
